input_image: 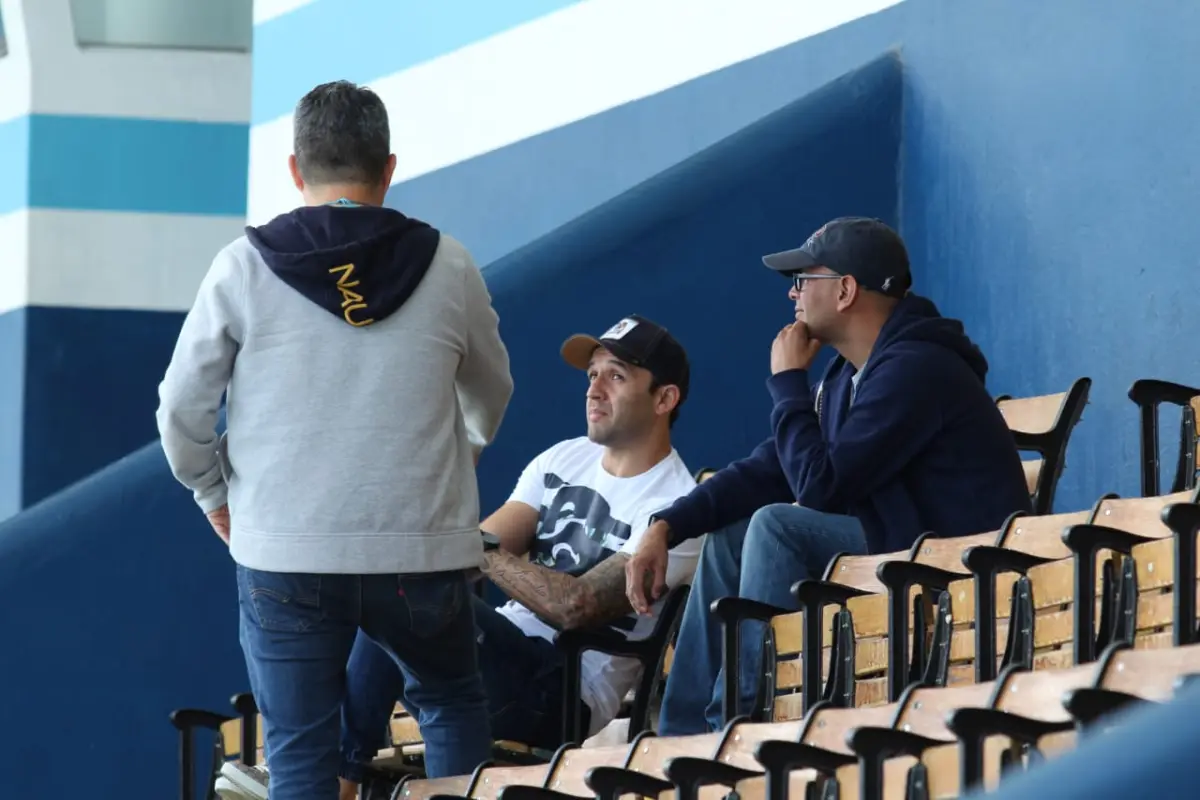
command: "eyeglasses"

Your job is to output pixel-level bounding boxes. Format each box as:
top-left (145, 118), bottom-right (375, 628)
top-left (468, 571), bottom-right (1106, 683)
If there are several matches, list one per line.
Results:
top-left (792, 272), bottom-right (843, 292)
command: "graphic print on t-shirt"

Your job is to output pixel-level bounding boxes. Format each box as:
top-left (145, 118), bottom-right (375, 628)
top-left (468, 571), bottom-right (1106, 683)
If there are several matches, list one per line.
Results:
top-left (497, 436), bottom-right (702, 735)
top-left (531, 473), bottom-right (632, 576)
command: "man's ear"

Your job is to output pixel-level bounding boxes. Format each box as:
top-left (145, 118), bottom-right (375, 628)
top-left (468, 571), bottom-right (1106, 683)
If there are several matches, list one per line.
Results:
top-left (288, 154), bottom-right (304, 192)
top-left (837, 276), bottom-right (861, 311)
top-left (381, 153), bottom-right (397, 188)
top-left (656, 385), bottom-right (681, 418)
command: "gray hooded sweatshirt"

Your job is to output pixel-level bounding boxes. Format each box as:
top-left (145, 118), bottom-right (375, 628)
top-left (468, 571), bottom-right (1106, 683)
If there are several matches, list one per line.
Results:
top-left (155, 203), bottom-right (513, 574)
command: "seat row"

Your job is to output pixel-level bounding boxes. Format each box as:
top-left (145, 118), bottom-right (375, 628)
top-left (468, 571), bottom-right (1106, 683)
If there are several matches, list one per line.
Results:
top-left (168, 376), bottom-right (1200, 799)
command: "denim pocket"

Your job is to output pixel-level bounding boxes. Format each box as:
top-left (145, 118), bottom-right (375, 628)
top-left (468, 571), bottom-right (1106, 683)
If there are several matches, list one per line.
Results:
top-left (397, 572), bottom-right (465, 635)
top-left (238, 565), bottom-right (324, 633)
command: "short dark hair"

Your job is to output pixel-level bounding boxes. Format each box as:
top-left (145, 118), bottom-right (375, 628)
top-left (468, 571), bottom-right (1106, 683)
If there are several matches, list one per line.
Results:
top-left (293, 80), bottom-right (390, 186)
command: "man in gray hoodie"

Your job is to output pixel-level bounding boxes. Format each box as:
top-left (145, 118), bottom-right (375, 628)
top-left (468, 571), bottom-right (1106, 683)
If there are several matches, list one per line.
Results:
top-left (156, 80), bottom-right (514, 799)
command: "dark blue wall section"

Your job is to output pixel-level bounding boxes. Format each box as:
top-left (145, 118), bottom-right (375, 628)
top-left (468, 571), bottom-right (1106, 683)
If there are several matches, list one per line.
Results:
top-left (21, 306), bottom-right (186, 509)
top-left (468, 59), bottom-right (902, 515)
top-left (0, 440), bottom-right (243, 800)
top-left (0, 56), bottom-right (901, 799)
top-left (473, 54), bottom-right (903, 514)
top-left (386, 4), bottom-right (907, 266)
top-left (0, 309), bottom-right (26, 519)
top-left (898, 0), bottom-right (1200, 510)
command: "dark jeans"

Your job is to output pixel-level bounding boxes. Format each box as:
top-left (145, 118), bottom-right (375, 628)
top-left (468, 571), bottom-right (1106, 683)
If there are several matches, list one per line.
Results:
top-left (658, 503), bottom-right (869, 735)
top-left (340, 595), bottom-right (587, 781)
top-left (236, 565), bottom-right (492, 799)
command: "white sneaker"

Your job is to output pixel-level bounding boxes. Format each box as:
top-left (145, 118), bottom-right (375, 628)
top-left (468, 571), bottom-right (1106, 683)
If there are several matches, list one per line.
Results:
top-left (214, 762), bottom-right (269, 800)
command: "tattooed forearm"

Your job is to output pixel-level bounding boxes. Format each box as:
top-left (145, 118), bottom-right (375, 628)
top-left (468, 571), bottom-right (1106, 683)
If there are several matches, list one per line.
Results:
top-left (483, 550), bottom-right (635, 630)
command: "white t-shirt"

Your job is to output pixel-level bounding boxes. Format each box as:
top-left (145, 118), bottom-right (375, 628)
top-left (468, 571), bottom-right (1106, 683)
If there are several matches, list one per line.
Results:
top-left (496, 436), bottom-right (702, 736)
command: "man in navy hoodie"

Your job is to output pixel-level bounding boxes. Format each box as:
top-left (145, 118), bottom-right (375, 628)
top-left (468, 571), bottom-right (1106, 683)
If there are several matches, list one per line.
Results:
top-left (624, 217), bottom-right (1032, 735)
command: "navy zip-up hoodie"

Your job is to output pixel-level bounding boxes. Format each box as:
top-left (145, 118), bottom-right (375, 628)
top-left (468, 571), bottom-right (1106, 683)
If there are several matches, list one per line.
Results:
top-left (656, 294), bottom-right (1032, 554)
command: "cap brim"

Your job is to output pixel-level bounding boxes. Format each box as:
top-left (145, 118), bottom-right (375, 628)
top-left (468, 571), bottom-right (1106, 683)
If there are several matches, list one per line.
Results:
top-left (561, 334), bottom-right (603, 370)
top-left (561, 334), bottom-right (647, 372)
top-left (762, 247), bottom-right (820, 274)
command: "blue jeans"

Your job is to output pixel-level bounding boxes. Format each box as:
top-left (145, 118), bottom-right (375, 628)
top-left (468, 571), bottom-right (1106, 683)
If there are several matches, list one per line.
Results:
top-left (340, 595), bottom-right (587, 782)
top-left (658, 504), bottom-right (868, 735)
top-left (236, 565), bottom-right (493, 799)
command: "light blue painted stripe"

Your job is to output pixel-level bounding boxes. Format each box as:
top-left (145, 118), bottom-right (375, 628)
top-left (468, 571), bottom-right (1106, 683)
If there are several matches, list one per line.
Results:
top-left (251, 0), bottom-right (585, 125)
top-left (0, 116), bottom-right (31, 213)
top-left (0, 115), bottom-right (249, 216)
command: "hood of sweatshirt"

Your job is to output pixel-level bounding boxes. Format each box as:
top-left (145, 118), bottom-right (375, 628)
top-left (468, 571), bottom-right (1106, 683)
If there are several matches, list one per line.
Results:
top-left (867, 293), bottom-right (989, 383)
top-left (245, 204), bottom-right (441, 327)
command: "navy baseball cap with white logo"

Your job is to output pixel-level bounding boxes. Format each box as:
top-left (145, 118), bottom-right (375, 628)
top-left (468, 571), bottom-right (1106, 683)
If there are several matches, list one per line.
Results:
top-left (762, 217), bottom-right (912, 299)
top-left (561, 314), bottom-right (690, 404)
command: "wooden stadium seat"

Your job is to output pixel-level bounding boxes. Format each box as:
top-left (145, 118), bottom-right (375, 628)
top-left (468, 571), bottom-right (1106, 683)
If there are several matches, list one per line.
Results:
top-left (1128, 378), bottom-right (1200, 497)
top-left (996, 377), bottom-right (1091, 515)
top-left (417, 646), bottom-right (1200, 800)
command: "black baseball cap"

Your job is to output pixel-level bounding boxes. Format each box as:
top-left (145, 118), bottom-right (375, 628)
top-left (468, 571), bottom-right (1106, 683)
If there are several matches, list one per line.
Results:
top-left (561, 314), bottom-right (690, 404)
top-left (761, 217), bottom-right (912, 299)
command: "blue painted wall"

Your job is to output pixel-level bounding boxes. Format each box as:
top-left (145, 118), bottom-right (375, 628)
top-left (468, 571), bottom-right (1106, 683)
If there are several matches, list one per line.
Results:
top-left (0, 306), bottom-right (187, 519)
top-left (0, 53), bottom-right (901, 799)
top-left (897, 0), bottom-right (1200, 509)
top-left (474, 55), bottom-right (902, 514)
top-left (0, 310), bottom-right (25, 519)
top-left (21, 307), bottom-right (187, 508)
top-left (6, 0), bottom-right (1200, 796)
top-left (0, 440), bottom-right (243, 800)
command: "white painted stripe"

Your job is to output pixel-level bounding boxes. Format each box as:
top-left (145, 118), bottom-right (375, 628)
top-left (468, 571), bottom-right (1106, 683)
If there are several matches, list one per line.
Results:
top-left (0, 211), bottom-right (32, 317)
top-left (14, 0), bottom-right (250, 123)
top-left (0, 0), bottom-right (34, 123)
top-left (17, 209), bottom-right (246, 313)
top-left (254, 0), bottom-right (319, 26)
top-left (247, 0), bottom-right (903, 224)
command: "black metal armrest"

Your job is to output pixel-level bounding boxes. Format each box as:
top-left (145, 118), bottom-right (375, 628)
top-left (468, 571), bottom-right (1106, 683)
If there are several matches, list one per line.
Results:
top-left (1062, 524), bottom-right (1157, 556)
top-left (1129, 379), bottom-right (1200, 408)
top-left (710, 596), bottom-right (794, 724)
top-left (664, 756), bottom-right (759, 800)
top-left (946, 705), bottom-right (1075, 790)
top-left (231, 692), bottom-right (257, 716)
top-left (496, 787), bottom-right (580, 800)
top-left (1061, 687), bottom-right (1150, 729)
top-left (788, 579), bottom-right (875, 712)
top-left (846, 726), bottom-right (948, 760)
top-left (790, 579), bottom-right (874, 607)
top-left (170, 707), bottom-right (236, 800)
top-left (585, 765), bottom-right (674, 800)
top-left (960, 545), bottom-right (1059, 682)
top-left (754, 739), bottom-right (856, 784)
top-left (710, 596), bottom-right (793, 624)
top-left (552, 626), bottom-right (654, 745)
top-left (1062, 524), bottom-right (1158, 663)
top-left (554, 626), bottom-right (650, 659)
top-left (947, 706), bottom-right (1074, 746)
top-left (169, 708), bottom-right (233, 732)
top-left (876, 561), bottom-right (962, 592)
top-left (875, 562), bottom-right (966, 701)
top-left (961, 546), bottom-right (1056, 577)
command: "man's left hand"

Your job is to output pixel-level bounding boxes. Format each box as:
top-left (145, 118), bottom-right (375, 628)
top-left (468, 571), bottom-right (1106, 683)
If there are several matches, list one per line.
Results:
top-left (771, 322), bottom-right (822, 374)
top-left (207, 505), bottom-right (231, 545)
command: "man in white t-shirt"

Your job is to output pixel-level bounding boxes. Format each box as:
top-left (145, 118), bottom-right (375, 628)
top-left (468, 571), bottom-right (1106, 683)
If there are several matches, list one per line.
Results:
top-left (336, 314), bottom-right (701, 796)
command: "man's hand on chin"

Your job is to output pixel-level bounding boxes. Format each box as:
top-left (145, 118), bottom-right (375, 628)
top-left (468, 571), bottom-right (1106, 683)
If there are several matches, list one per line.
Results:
top-left (207, 505), bottom-right (231, 545)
